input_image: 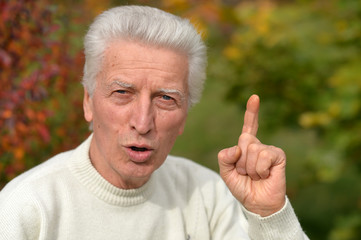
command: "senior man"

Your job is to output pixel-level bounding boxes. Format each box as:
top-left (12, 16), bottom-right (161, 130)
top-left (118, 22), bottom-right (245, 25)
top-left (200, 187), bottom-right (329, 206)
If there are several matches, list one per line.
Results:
top-left (0, 5), bottom-right (309, 239)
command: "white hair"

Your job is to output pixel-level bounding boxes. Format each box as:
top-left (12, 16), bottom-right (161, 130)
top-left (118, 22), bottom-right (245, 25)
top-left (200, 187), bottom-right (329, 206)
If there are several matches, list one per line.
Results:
top-left (82, 5), bottom-right (207, 108)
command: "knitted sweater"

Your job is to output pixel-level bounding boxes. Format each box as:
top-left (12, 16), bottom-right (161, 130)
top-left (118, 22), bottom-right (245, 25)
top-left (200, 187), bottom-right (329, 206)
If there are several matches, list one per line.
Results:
top-left (0, 135), bottom-right (308, 239)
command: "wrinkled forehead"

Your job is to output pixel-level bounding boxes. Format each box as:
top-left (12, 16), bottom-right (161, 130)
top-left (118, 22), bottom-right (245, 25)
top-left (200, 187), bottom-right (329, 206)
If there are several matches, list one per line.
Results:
top-left (97, 39), bottom-right (189, 89)
top-left (103, 38), bottom-right (188, 65)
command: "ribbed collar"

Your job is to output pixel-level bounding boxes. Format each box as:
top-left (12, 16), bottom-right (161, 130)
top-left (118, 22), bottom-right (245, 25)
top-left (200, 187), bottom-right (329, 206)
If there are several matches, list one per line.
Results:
top-left (67, 134), bottom-right (155, 207)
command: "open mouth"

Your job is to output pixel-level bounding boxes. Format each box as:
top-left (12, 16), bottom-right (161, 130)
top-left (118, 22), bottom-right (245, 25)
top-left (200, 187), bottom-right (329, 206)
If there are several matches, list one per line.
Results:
top-left (126, 145), bottom-right (153, 162)
top-left (130, 146), bottom-right (149, 152)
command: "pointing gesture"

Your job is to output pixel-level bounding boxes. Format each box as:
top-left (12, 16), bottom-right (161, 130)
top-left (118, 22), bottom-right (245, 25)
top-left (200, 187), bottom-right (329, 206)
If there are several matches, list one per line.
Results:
top-left (218, 95), bottom-right (286, 217)
top-left (242, 94), bottom-right (259, 136)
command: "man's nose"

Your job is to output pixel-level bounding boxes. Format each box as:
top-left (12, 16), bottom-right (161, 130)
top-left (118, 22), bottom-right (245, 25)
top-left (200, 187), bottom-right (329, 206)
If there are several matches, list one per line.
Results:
top-left (129, 95), bottom-right (155, 135)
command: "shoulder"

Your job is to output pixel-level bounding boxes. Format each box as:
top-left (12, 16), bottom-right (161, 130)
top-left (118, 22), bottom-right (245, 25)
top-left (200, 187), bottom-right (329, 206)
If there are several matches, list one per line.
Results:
top-left (0, 149), bottom-right (78, 235)
top-left (0, 135), bottom-right (93, 199)
top-left (0, 150), bottom-right (74, 202)
top-left (0, 150), bottom-right (78, 239)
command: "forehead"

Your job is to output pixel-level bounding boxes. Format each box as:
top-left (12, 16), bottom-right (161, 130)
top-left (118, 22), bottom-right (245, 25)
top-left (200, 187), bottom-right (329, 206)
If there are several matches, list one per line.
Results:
top-left (99, 40), bottom-right (189, 87)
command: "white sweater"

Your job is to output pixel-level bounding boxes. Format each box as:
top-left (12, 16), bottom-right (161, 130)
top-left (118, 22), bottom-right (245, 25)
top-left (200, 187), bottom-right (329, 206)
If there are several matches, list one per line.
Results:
top-left (0, 135), bottom-right (308, 239)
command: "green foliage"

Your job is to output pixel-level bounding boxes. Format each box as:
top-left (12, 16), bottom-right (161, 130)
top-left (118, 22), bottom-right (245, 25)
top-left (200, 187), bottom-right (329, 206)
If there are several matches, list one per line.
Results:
top-left (1, 0), bottom-right (360, 238)
top-left (220, 0), bottom-right (361, 238)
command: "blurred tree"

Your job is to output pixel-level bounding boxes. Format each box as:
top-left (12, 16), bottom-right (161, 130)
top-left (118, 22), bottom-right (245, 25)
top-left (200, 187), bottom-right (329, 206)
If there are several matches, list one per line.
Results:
top-left (0, 0), bottom-right (89, 188)
top-left (2, 0), bottom-right (360, 238)
top-left (220, 0), bottom-right (361, 238)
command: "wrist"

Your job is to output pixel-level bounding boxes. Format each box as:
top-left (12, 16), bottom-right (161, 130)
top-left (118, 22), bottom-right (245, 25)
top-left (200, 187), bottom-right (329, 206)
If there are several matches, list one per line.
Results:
top-left (244, 197), bottom-right (286, 217)
top-left (242, 197), bottom-right (304, 239)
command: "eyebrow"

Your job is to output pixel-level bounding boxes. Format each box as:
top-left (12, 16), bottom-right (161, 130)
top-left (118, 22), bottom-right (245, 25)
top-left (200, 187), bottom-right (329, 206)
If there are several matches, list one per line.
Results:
top-left (109, 80), bottom-right (186, 101)
top-left (159, 88), bottom-right (185, 101)
top-left (109, 80), bottom-right (134, 89)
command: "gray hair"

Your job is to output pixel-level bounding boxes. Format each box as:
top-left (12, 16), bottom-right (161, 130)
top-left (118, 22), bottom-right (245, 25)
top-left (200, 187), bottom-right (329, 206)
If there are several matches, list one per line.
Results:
top-left (82, 5), bottom-right (207, 108)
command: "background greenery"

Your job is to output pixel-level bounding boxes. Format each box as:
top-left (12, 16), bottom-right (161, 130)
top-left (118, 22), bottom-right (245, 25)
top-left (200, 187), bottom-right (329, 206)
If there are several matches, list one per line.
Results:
top-left (1, 0), bottom-right (360, 239)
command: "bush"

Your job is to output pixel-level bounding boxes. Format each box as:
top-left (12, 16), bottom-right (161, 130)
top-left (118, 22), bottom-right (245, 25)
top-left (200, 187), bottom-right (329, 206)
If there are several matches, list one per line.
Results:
top-left (220, 0), bottom-right (361, 238)
top-left (0, 0), bottom-right (88, 188)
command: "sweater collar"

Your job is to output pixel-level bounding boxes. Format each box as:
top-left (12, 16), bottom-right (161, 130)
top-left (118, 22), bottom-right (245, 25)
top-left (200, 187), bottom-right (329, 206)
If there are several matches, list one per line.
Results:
top-left (67, 134), bottom-right (155, 206)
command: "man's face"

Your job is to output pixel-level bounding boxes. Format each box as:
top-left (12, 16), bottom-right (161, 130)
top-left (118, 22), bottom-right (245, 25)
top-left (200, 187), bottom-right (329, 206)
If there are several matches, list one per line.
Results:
top-left (83, 40), bottom-right (189, 189)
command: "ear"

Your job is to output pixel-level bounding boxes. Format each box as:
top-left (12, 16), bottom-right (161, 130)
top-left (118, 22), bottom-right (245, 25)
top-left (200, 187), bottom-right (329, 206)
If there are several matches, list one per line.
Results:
top-left (83, 89), bottom-right (93, 123)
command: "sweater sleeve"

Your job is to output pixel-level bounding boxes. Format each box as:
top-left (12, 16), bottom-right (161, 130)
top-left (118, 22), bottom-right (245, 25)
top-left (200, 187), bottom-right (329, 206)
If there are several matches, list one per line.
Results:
top-left (191, 160), bottom-right (309, 240)
top-left (0, 184), bottom-right (41, 240)
top-left (242, 196), bottom-right (310, 240)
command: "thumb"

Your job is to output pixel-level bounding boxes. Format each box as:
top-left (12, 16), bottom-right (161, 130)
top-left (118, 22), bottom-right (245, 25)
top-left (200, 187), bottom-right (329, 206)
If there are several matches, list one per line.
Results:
top-left (218, 146), bottom-right (241, 171)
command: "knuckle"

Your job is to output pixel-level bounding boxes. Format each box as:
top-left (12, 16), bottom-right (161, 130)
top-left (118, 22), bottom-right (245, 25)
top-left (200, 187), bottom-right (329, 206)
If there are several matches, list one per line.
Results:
top-left (247, 143), bottom-right (259, 153)
top-left (259, 150), bottom-right (271, 160)
top-left (238, 132), bottom-right (253, 141)
top-left (238, 133), bottom-right (260, 145)
top-left (270, 145), bottom-right (282, 152)
top-left (271, 146), bottom-right (286, 159)
top-left (238, 133), bottom-right (248, 143)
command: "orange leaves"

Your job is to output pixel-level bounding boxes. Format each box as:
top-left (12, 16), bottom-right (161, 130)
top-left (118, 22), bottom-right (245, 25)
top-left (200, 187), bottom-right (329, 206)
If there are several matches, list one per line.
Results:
top-left (1, 109), bottom-right (12, 119)
top-left (13, 147), bottom-right (25, 160)
top-left (0, 49), bottom-right (12, 68)
top-left (162, 0), bottom-right (191, 12)
top-left (84, 0), bottom-right (111, 16)
top-left (0, 0), bottom-right (87, 186)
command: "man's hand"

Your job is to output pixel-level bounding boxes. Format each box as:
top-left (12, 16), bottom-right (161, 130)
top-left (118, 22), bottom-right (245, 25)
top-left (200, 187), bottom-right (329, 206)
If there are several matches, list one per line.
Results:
top-left (218, 95), bottom-right (286, 217)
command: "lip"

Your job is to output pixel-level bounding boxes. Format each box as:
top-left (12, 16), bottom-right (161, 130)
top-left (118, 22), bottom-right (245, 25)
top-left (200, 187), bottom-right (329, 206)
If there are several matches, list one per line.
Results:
top-left (124, 144), bottom-right (154, 163)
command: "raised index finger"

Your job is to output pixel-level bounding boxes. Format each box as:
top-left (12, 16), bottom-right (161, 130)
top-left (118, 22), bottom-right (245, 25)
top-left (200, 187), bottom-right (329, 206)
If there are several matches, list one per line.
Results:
top-left (242, 94), bottom-right (260, 136)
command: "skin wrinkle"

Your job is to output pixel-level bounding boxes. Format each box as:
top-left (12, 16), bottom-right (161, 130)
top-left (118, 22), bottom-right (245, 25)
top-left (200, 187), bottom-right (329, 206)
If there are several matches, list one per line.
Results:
top-left (109, 80), bottom-right (185, 102)
top-left (95, 47), bottom-right (191, 108)
top-left (105, 80), bottom-right (186, 110)
top-left (84, 39), bottom-right (189, 189)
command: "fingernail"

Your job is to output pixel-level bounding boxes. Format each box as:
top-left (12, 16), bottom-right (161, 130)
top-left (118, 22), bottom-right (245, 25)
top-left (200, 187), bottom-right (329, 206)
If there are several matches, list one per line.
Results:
top-left (230, 146), bottom-right (239, 157)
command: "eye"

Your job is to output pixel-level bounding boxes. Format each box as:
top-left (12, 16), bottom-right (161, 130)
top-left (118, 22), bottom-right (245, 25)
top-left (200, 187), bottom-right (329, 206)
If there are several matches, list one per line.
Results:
top-left (111, 89), bottom-right (134, 105)
top-left (116, 90), bottom-right (127, 94)
top-left (156, 94), bottom-right (180, 110)
top-left (161, 95), bottom-right (173, 101)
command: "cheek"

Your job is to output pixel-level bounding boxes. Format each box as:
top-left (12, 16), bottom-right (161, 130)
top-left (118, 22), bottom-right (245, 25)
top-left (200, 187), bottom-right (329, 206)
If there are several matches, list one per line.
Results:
top-left (158, 111), bottom-right (186, 139)
top-left (93, 102), bottom-right (123, 130)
